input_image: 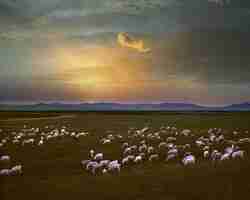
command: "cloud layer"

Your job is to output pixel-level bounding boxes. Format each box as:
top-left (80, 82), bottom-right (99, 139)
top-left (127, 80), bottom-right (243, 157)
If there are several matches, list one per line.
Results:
top-left (117, 32), bottom-right (151, 53)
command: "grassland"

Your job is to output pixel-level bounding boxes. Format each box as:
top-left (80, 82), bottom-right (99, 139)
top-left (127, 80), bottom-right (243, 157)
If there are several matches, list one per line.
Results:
top-left (1, 111), bottom-right (250, 200)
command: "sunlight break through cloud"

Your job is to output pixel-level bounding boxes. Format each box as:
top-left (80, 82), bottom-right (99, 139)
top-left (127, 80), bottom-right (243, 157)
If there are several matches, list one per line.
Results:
top-left (117, 32), bottom-right (151, 53)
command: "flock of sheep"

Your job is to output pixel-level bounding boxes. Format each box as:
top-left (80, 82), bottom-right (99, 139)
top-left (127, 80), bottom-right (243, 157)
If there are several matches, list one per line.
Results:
top-left (0, 125), bottom-right (89, 176)
top-left (1, 125), bottom-right (250, 176)
top-left (81, 126), bottom-right (250, 175)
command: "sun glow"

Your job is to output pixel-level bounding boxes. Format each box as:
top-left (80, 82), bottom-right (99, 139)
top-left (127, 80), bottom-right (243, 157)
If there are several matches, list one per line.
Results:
top-left (41, 40), bottom-right (158, 101)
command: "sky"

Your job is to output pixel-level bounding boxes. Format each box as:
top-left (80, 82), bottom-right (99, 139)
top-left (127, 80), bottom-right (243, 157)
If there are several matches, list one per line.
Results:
top-left (0, 0), bottom-right (250, 106)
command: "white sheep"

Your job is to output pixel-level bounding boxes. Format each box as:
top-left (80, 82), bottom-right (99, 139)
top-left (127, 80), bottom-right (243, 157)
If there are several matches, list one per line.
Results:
top-left (147, 146), bottom-right (154, 155)
top-left (22, 138), bottom-right (34, 146)
top-left (122, 142), bottom-right (129, 149)
top-left (149, 154), bottom-right (159, 162)
top-left (91, 163), bottom-right (103, 175)
top-left (108, 160), bottom-right (121, 173)
top-left (130, 145), bottom-right (138, 152)
top-left (123, 147), bottom-right (132, 156)
top-left (89, 149), bottom-right (95, 158)
top-left (94, 153), bottom-right (103, 162)
top-left (0, 155), bottom-right (10, 162)
top-left (166, 153), bottom-right (178, 162)
top-left (168, 148), bottom-right (178, 155)
top-left (182, 154), bottom-right (196, 166)
top-left (0, 169), bottom-right (10, 176)
top-left (102, 168), bottom-right (108, 174)
top-left (232, 150), bottom-right (245, 160)
top-left (158, 142), bottom-right (167, 150)
top-left (181, 129), bottom-right (191, 136)
top-left (224, 145), bottom-right (234, 154)
top-left (134, 155), bottom-right (143, 164)
top-left (220, 153), bottom-right (231, 161)
top-left (38, 139), bottom-right (44, 146)
top-left (99, 160), bottom-right (110, 168)
top-left (203, 151), bottom-right (210, 159)
top-left (9, 165), bottom-right (22, 175)
top-left (81, 160), bottom-right (91, 168)
top-left (122, 157), bottom-right (130, 166)
top-left (211, 150), bottom-right (222, 161)
top-left (139, 144), bottom-right (147, 153)
top-left (166, 137), bottom-right (177, 143)
top-left (2, 139), bottom-right (7, 144)
top-left (122, 155), bottom-right (135, 166)
top-left (86, 161), bottom-right (98, 171)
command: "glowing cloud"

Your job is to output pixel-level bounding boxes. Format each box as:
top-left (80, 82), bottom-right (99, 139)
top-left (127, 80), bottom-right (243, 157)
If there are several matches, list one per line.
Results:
top-left (117, 32), bottom-right (151, 53)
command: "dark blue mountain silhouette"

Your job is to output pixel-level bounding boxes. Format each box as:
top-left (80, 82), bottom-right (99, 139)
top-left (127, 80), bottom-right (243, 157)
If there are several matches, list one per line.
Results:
top-left (0, 102), bottom-right (250, 111)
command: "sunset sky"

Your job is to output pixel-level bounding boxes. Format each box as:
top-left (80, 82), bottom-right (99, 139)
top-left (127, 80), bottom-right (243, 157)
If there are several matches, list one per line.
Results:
top-left (1, 0), bottom-right (250, 106)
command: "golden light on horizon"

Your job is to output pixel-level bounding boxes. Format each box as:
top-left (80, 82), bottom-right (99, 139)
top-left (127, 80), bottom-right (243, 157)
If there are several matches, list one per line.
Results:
top-left (52, 43), bottom-right (150, 87)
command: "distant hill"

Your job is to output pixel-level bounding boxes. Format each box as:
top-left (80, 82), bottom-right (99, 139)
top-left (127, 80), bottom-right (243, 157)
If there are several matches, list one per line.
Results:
top-left (222, 102), bottom-right (250, 111)
top-left (0, 102), bottom-right (250, 111)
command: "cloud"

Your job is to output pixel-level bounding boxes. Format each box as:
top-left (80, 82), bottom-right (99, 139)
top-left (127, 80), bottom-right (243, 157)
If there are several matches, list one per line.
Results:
top-left (117, 32), bottom-right (151, 53)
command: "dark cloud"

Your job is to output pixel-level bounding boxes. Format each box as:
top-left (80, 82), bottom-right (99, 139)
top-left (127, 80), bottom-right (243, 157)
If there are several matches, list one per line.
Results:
top-left (1, 0), bottom-right (250, 104)
top-left (154, 31), bottom-right (250, 85)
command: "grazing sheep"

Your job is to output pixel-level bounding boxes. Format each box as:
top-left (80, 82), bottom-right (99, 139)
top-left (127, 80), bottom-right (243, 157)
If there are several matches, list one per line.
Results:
top-left (139, 144), bottom-right (147, 153)
top-left (122, 157), bottom-right (130, 166)
top-left (86, 161), bottom-right (98, 171)
top-left (149, 154), bottom-right (159, 162)
top-left (2, 139), bottom-right (7, 144)
top-left (91, 163), bottom-right (103, 175)
top-left (167, 143), bottom-right (175, 149)
top-left (99, 160), bottom-right (111, 168)
top-left (81, 160), bottom-right (91, 168)
top-left (122, 142), bottom-right (129, 149)
top-left (166, 153), bottom-right (178, 162)
top-left (220, 153), bottom-right (231, 161)
top-left (89, 149), bottom-right (95, 159)
top-left (130, 145), bottom-right (138, 152)
top-left (108, 160), bottom-right (121, 173)
top-left (183, 144), bottom-right (191, 151)
top-left (147, 146), bottom-right (154, 155)
top-left (195, 140), bottom-right (205, 147)
top-left (123, 147), bottom-right (132, 156)
top-left (102, 139), bottom-right (111, 144)
top-left (224, 145), bottom-right (234, 154)
top-left (94, 153), bottom-right (103, 162)
top-left (182, 154), bottom-right (196, 166)
top-left (0, 169), bottom-right (10, 176)
top-left (12, 139), bottom-right (20, 144)
top-left (22, 138), bottom-right (34, 146)
top-left (238, 138), bottom-right (250, 144)
top-left (166, 137), bottom-right (177, 143)
top-left (168, 148), bottom-right (178, 155)
top-left (211, 150), bottom-right (222, 162)
top-left (216, 135), bottom-right (225, 143)
top-left (0, 155), bottom-right (10, 162)
top-left (134, 155), bottom-right (143, 164)
top-left (102, 168), bottom-right (108, 174)
top-left (232, 150), bottom-right (245, 160)
top-left (158, 142), bottom-right (167, 150)
top-left (138, 152), bottom-right (146, 160)
top-left (203, 151), bottom-right (210, 159)
top-left (38, 139), bottom-right (44, 146)
top-left (181, 129), bottom-right (191, 136)
top-left (122, 155), bottom-right (135, 166)
top-left (9, 165), bottom-right (22, 175)
top-left (0, 165), bottom-right (22, 176)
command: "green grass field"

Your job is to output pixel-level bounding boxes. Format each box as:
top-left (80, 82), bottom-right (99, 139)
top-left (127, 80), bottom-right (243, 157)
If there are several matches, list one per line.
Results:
top-left (1, 111), bottom-right (250, 200)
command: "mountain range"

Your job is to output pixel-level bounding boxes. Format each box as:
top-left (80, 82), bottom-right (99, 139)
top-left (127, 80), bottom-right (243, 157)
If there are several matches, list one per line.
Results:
top-left (0, 102), bottom-right (250, 111)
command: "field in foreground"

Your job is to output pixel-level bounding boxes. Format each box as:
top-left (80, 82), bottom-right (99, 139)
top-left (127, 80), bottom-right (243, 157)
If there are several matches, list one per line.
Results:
top-left (1, 111), bottom-right (250, 200)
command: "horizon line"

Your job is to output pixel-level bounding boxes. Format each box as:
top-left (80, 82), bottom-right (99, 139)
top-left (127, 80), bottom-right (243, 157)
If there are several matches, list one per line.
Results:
top-left (0, 101), bottom-right (250, 108)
